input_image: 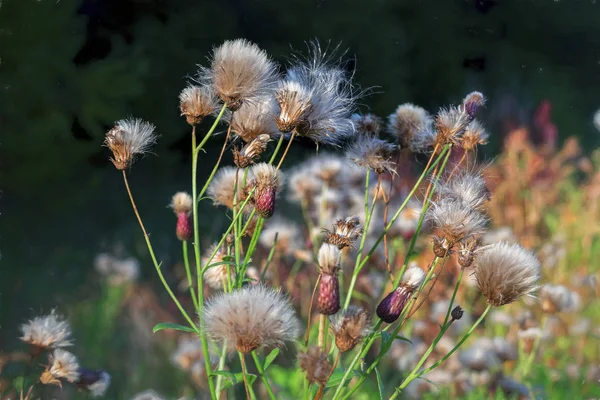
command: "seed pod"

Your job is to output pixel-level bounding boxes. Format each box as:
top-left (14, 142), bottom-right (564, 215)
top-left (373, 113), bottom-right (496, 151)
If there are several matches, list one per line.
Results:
top-left (451, 306), bottom-right (464, 321)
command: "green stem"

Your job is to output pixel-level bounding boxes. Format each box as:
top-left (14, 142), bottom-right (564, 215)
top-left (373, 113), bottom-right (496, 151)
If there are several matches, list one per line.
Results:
top-left (182, 241), bottom-right (199, 310)
top-left (269, 134), bottom-right (285, 164)
top-left (238, 351), bottom-right (252, 400)
top-left (519, 314), bottom-right (548, 378)
top-left (251, 351), bottom-right (277, 400)
top-left (214, 341), bottom-right (228, 395)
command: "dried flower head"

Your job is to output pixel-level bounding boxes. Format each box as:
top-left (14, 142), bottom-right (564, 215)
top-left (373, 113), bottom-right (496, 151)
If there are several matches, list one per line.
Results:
top-left (207, 166), bottom-right (248, 210)
top-left (460, 120), bottom-right (489, 151)
top-left (20, 310), bottom-right (72, 349)
top-left (202, 244), bottom-right (235, 290)
top-left (200, 39), bottom-right (278, 110)
top-left (298, 346), bottom-right (332, 386)
top-left (538, 284), bottom-right (580, 314)
top-left (274, 79), bottom-right (314, 133)
top-left (323, 216), bottom-right (364, 249)
top-left (426, 197), bottom-right (488, 245)
top-left (474, 242), bottom-right (541, 306)
top-left (40, 349), bottom-right (80, 386)
top-left (458, 237), bottom-right (480, 269)
top-left (246, 163), bottom-right (283, 218)
top-left (351, 113), bottom-right (383, 136)
top-left (171, 336), bottom-right (204, 371)
top-left (104, 118), bottom-right (157, 170)
top-left (462, 91), bottom-right (486, 119)
top-left (387, 103), bottom-right (433, 151)
top-left (228, 96), bottom-right (280, 142)
top-left (203, 285), bottom-right (300, 353)
top-left (76, 369), bottom-right (111, 397)
top-left (317, 243), bottom-right (341, 275)
top-left (330, 306), bottom-right (372, 352)
top-left (346, 136), bottom-right (397, 174)
top-left (451, 306), bottom-right (464, 321)
top-left (436, 169), bottom-right (491, 211)
top-left (434, 106), bottom-right (471, 147)
top-left (179, 84), bottom-right (218, 125)
top-left (233, 134), bottom-right (271, 168)
top-left (281, 42), bottom-right (359, 145)
top-left (376, 265), bottom-right (425, 323)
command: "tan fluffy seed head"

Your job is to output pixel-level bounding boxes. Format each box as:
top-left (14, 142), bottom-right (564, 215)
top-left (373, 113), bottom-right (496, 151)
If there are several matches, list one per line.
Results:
top-left (436, 169), bottom-right (491, 211)
top-left (346, 136), bottom-right (397, 174)
top-left (298, 346), bottom-right (331, 386)
top-left (426, 197), bottom-right (489, 244)
top-left (207, 166), bottom-right (248, 210)
top-left (351, 113), bottom-right (383, 136)
top-left (434, 106), bottom-right (471, 147)
top-left (275, 79), bottom-right (314, 133)
top-left (202, 244), bottom-right (235, 290)
top-left (233, 134), bottom-right (271, 168)
top-left (104, 118), bottom-right (157, 170)
top-left (202, 39), bottom-right (278, 110)
top-left (20, 310), bottom-right (72, 349)
top-left (203, 285), bottom-right (300, 353)
top-left (42, 349), bottom-right (80, 384)
top-left (318, 243), bottom-right (341, 275)
top-left (228, 96), bottom-right (280, 142)
top-left (330, 306), bottom-right (372, 352)
top-left (170, 192), bottom-right (193, 215)
top-left (179, 84), bottom-right (218, 125)
top-left (400, 265), bottom-right (426, 291)
top-left (474, 242), bottom-right (541, 306)
top-left (460, 120), bottom-right (489, 151)
top-left (387, 103), bottom-right (433, 151)
top-left (538, 284), bottom-right (580, 314)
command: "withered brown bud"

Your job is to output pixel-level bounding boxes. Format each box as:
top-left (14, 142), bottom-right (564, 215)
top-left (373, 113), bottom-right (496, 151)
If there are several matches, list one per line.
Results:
top-left (323, 217), bottom-right (364, 249)
top-left (233, 134), bottom-right (271, 168)
top-left (330, 306), bottom-right (372, 353)
top-left (298, 347), bottom-right (331, 386)
top-left (317, 273), bottom-right (340, 315)
top-left (176, 213), bottom-right (193, 241)
top-left (458, 238), bottom-right (479, 268)
top-left (451, 306), bottom-right (464, 321)
top-left (432, 236), bottom-right (454, 258)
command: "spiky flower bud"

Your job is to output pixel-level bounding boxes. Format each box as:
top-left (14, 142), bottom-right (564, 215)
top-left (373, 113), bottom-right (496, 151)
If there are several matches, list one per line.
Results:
top-left (104, 118), bottom-right (157, 170)
top-left (323, 216), bottom-right (364, 249)
top-left (76, 369), bottom-right (111, 397)
top-left (330, 306), bottom-right (372, 352)
top-left (233, 134), bottom-right (271, 168)
top-left (451, 306), bottom-right (464, 321)
top-left (377, 266), bottom-right (425, 323)
top-left (179, 84), bottom-right (218, 125)
top-left (175, 213), bottom-right (193, 241)
top-left (462, 91), bottom-right (486, 120)
top-left (170, 192), bottom-right (193, 241)
top-left (316, 243), bottom-right (341, 315)
top-left (298, 346), bottom-right (332, 386)
top-left (474, 242), bottom-right (541, 307)
top-left (247, 163), bottom-right (282, 218)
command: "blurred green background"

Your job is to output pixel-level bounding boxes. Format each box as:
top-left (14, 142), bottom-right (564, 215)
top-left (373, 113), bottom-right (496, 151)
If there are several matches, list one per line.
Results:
top-left (1, 0), bottom-right (599, 398)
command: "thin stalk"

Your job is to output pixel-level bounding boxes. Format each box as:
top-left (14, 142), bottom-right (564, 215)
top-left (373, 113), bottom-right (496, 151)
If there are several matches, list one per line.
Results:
top-left (261, 233), bottom-right (278, 281)
top-left (519, 314), bottom-right (548, 378)
top-left (318, 314), bottom-right (327, 349)
top-left (315, 352), bottom-right (341, 400)
top-left (238, 352), bottom-right (251, 400)
top-left (251, 351), bottom-right (277, 400)
top-left (182, 241), bottom-right (199, 310)
top-left (269, 134), bottom-right (285, 164)
top-left (443, 268), bottom-right (464, 326)
top-left (197, 115), bottom-right (233, 201)
top-left (121, 171), bottom-right (197, 331)
top-left (214, 342), bottom-right (228, 395)
top-left (305, 274), bottom-right (323, 346)
top-left (276, 130), bottom-right (296, 169)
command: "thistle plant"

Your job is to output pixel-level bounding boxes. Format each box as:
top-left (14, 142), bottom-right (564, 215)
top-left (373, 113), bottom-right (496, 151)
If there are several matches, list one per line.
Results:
top-left (102, 38), bottom-right (551, 400)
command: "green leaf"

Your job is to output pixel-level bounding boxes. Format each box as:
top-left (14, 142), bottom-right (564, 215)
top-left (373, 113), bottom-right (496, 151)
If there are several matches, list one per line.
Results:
top-left (214, 370), bottom-right (257, 389)
top-left (375, 367), bottom-right (384, 399)
top-left (152, 322), bottom-right (197, 333)
top-left (326, 369), bottom-right (361, 388)
top-left (380, 330), bottom-right (412, 344)
top-left (12, 377), bottom-right (24, 391)
top-left (263, 348), bottom-right (280, 370)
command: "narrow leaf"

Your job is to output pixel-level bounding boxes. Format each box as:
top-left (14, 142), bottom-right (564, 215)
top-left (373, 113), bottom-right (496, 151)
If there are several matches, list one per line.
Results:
top-left (263, 348), bottom-right (280, 370)
top-left (152, 322), bottom-right (196, 334)
top-left (375, 367), bottom-right (384, 399)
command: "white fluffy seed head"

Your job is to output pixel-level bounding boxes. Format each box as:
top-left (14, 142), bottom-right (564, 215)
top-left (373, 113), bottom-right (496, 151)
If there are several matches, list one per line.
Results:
top-left (400, 265), bottom-right (426, 291)
top-left (474, 242), bottom-right (541, 307)
top-left (426, 197), bottom-right (489, 243)
top-left (202, 244), bottom-right (234, 290)
top-left (179, 84), bottom-right (218, 125)
top-left (48, 349), bottom-right (80, 383)
top-left (318, 243), bottom-right (341, 275)
top-left (87, 371), bottom-right (111, 397)
top-left (594, 109), bottom-right (600, 133)
top-left (228, 96), bottom-right (281, 142)
top-left (386, 103), bottom-right (433, 152)
top-left (275, 79), bottom-right (314, 133)
top-left (104, 118), bottom-right (157, 170)
top-left (346, 136), bottom-right (397, 174)
top-left (436, 169), bottom-right (491, 210)
top-left (200, 39), bottom-right (278, 110)
top-left (250, 163), bottom-right (283, 190)
top-left (203, 285), bottom-right (300, 353)
top-left (460, 120), bottom-right (489, 151)
top-left (20, 310), bottom-right (72, 349)
top-left (259, 217), bottom-right (302, 255)
top-left (538, 284), bottom-right (581, 313)
top-left (207, 166), bottom-right (249, 210)
top-left (170, 192), bottom-right (193, 215)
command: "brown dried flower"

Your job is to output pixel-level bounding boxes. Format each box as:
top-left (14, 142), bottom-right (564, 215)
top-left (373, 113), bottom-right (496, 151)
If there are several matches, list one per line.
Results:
top-left (233, 134), bottom-right (271, 168)
top-left (330, 306), bottom-right (372, 352)
top-left (298, 346), bottom-right (332, 386)
top-left (179, 84), bottom-right (218, 125)
top-left (104, 118), bottom-right (157, 170)
top-left (323, 216), bottom-right (364, 249)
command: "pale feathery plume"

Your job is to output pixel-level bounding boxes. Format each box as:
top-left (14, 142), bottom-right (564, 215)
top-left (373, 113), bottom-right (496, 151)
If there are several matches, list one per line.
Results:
top-left (460, 120), bottom-right (489, 151)
top-left (179, 84), bottom-right (218, 126)
top-left (386, 103), bottom-right (434, 152)
top-left (351, 113), bottom-right (383, 136)
top-left (203, 285), bottom-right (300, 353)
top-left (435, 169), bottom-right (491, 211)
top-left (40, 349), bottom-right (80, 386)
top-left (346, 136), bottom-right (398, 175)
top-left (198, 39), bottom-right (278, 111)
top-left (433, 106), bottom-right (471, 147)
top-left (298, 346), bottom-right (332, 386)
top-left (538, 284), bottom-right (581, 314)
top-left (94, 253), bottom-right (140, 286)
top-left (104, 118), bottom-right (157, 170)
top-left (259, 217), bottom-right (302, 256)
top-left (474, 242), bottom-right (541, 307)
top-left (207, 166), bottom-right (251, 210)
top-left (377, 265), bottom-right (425, 323)
top-left (594, 109), bottom-right (600, 133)
top-left (20, 310), bottom-right (72, 349)
top-left (330, 305), bottom-right (372, 352)
top-left (227, 95), bottom-right (281, 142)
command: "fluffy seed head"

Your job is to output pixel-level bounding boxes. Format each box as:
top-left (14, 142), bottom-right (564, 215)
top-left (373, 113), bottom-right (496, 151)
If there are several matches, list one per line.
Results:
top-left (179, 84), bottom-right (218, 125)
top-left (387, 103), bottom-right (433, 151)
top-left (426, 198), bottom-right (489, 244)
top-left (594, 109), bottom-right (600, 133)
top-left (538, 284), bottom-right (580, 313)
top-left (20, 310), bottom-right (72, 349)
top-left (203, 285), bottom-right (300, 353)
top-left (94, 253), bottom-right (140, 286)
top-left (259, 218), bottom-right (302, 256)
top-left (76, 369), bottom-right (111, 397)
top-left (208, 166), bottom-right (247, 210)
top-left (434, 106), bottom-right (471, 147)
top-left (202, 244), bottom-right (235, 290)
top-left (274, 79), bottom-right (314, 133)
top-left (233, 134), bottom-right (271, 168)
top-left (330, 306), bottom-right (372, 352)
top-left (462, 91), bottom-right (486, 119)
top-left (460, 120), bottom-right (489, 151)
top-left (298, 346), bottom-right (331, 386)
top-left (41, 349), bottom-right (80, 385)
top-left (170, 192), bottom-right (193, 215)
top-left (474, 242), bottom-right (541, 307)
top-left (323, 216), bottom-right (364, 249)
top-left (104, 118), bottom-right (157, 170)
top-left (436, 170), bottom-right (491, 211)
top-left (346, 136), bottom-right (397, 174)
top-left (318, 243), bottom-right (341, 275)
top-left (247, 163), bottom-right (283, 218)
top-left (228, 96), bottom-right (280, 142)
top-left (351, 113), bottom-right (382, 136)
top-left (201, 39), bottom-right (278, 110)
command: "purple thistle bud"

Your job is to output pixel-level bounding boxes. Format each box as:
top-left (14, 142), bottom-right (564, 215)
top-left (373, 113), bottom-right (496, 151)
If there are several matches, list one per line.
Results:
top-left (376, 287), bottom-right (411, 323)
top-left (176, 212), bottom-right (193, 241)
top-left (462, 91), bottom-right (486, 120)
top-left (317, 273), bottom-right (340, 315)
top-left (254, 185), bottom-right (277, 218)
